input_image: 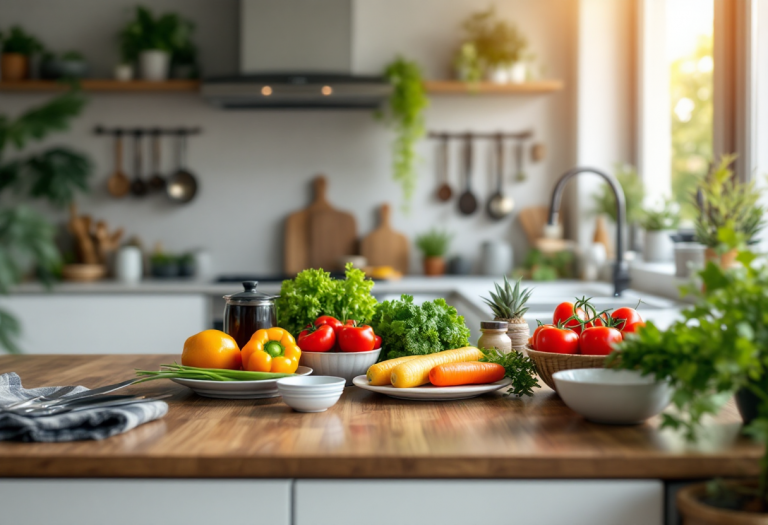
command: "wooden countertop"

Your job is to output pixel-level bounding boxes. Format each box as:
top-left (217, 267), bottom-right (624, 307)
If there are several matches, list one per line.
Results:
top-left (0, 355), bottom-right (760, 479)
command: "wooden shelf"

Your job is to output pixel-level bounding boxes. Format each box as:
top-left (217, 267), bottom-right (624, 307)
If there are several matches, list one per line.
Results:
top-left (0, 79), bottom-right (200, 92)
top-left (423, 79), bottom-right (563, 94)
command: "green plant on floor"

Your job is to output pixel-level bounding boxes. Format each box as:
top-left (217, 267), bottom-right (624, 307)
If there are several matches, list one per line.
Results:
top-left (119, 5), bottom-right (195, 62)
top-left (378, 57), bottom-right (429, 210)
top-left (693, 154), bottom-right (765, 250)
top-left (0, 26), bottom-right (44, 55)
top-left (460, 6), bottom-right (528, 67)
top-left (608, 226), bottom-right (768, 512)
top-left (415, 229), bottom-right (452, 258)
top-left (0, 90), bottom-right (92, 353)
top-left (592, 163), bottom-right (646, 224)
top-left (640, 197), bottom-right (680, 231)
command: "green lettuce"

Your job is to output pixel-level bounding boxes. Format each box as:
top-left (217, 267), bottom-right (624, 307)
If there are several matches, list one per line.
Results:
top-left (370, 294), bottom-right (471, 360)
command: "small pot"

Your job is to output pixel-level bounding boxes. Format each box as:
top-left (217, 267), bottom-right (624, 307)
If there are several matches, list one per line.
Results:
top-left (677, 480), bottom-right (768, 524)
top-left (487, 65), bottom-right (510, 84)
top-left (423, 256), bottom-right (446, 276)
top-left (114, 64), bottom-right (134, 81)
top-left (508, 62), bottom-right (527, 83)
top-left (705, 248), bottom-right (739, 269)
top-left (643, 230), bottom-right (675, 262)
top-left (1, 53), bottom-right (29, 81)
top-left (674, 242), bottom-right (706, 278)
top-left (139, 50), bottom-right (170, 81)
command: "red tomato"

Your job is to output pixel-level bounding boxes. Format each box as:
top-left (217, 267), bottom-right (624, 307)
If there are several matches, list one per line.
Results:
top-left (611, 307), bottom-right (643, 332)
top-left (298, 324), bottom-right (336, 352)
top-left (338, 323), bottom-right (375, 352)
top-left (579, 326), bottom-right (623, 356)
top-left (373, 334), bottom-right (382, 349)
top-left (621, 320), bottom-right (645, 337)
top-left (314, 315), bottom-right (343, 335)
top-left (530, 324), bottom-right (554, 349)
top-left (553, 302), bottom-right (588, 334)
top-left (590, 312), bottom-right (611, 327)
top-left (536, 326), bottom-right (580, 354)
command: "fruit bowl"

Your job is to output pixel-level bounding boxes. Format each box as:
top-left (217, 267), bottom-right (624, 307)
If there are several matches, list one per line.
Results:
top-left (299, 348), bottom-right (382, 386)
top-left (524, 345), bottom-right (607, 393)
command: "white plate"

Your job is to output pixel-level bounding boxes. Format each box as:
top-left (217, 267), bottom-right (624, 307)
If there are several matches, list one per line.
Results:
top-left (171, 366), bottom-right (313, 399)
top-left (352, 375), bottom-right (512, 401)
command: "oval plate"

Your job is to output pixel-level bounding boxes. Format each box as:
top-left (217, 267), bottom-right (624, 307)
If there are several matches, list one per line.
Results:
top-left (352, 375), bottom-right (511, 401)
top-left (171, 366), bottom-right (313, 399)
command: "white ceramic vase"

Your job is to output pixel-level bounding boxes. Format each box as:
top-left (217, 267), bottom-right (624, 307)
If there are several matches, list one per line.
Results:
top-left (115, 246), bottom-right (143, 284)
top-left (508, 62), bottom-right (527, 83)
top-left (139, 50), bottom-right (170, 81)
top-left (487, 65), bottom-right (510, 84)
top-left (480, 241), bottom-right (513, 276)
top-left (643, 230), bottom-right (675, 262)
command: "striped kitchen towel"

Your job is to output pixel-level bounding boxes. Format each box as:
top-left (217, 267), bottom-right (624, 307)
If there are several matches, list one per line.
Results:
top-left (0, 373), bottom-right (168, 442)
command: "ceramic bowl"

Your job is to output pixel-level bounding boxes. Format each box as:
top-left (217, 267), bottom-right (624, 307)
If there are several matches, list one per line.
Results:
top-left (299, 348), bottom-right (382, 386)
top-left (277, 376), bottom-right (346, 413)
top-left (552, 368), bottom-right (673, 425)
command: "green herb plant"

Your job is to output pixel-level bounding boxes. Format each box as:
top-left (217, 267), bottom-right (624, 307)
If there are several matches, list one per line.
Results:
top-left (119, 5), bottom-right (195, 63)
top-left (640, 198), bottom-right (680, 231)
top-left (415, 228), bottom-right (452, 258)
top-left (515, 248), bottom-right (574, 281)
top-left (461, 6), bottom-right (528, 67)
top-left (0, 91), bottom-right (92, 353)
top-left (378, 57), bottom-right (429, 210)
top-left (694, 155), bottom-right (765, 250)
top-left (0, 26), bottom-right (44, 55)
top-left (276, 263), bottom-right (378, 337)
top-left (480, 348), bottom-right (539, 397)
top-left (370, 294), bottom-right (471, 361)
top-left (593, 163), bottom-right (646, 224)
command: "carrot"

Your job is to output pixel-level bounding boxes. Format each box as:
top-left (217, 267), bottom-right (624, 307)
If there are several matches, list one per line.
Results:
top-left (428, 361), bottom-right (505, 387)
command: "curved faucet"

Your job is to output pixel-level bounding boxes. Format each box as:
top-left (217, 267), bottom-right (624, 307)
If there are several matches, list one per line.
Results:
top-left (547, 167), bottom-right (631, 297)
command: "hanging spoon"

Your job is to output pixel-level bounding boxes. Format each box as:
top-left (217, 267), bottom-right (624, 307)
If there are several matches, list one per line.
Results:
top-left (106, 130), bottom-right (130, 198)
top-left (457, 132), bottom-right (478, 215)
top-left (130, 130), bottom-right (149, 197)
top-left (486, 133), bottom-right (514, 220)
top-left (436, 133), bottom-right (452, 201)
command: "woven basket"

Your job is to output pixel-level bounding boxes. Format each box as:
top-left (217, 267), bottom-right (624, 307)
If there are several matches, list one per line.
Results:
top-left (525, 345), bottom-right (607, 392)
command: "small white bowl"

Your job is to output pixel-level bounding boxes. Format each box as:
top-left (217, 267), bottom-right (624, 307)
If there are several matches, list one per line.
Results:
top-left (299, 348), bottom-right (381, 386)
top-left (553, 368), bottom-right (673, 425)
top-left (277, 376), bottom-right (345, 413)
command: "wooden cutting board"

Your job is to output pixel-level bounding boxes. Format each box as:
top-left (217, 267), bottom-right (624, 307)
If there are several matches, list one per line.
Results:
top-left (284, 175), bottom-right (357, 274)
top-left (360, 203), bottom-right (409, 274)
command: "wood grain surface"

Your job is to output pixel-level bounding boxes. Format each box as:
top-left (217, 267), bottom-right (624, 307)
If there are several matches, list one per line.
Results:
top-left (0, 355), bottom-right (760, 480)
top-left (360, 204), bottom-right (409, 274)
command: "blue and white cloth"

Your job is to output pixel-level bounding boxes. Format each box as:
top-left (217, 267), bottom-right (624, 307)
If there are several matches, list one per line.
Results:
top-left (0, 373), bottom-right (167, 442)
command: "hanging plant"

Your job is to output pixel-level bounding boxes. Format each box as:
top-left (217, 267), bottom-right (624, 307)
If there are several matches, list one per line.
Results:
top-left (378, 57), bottom-right (429, 210)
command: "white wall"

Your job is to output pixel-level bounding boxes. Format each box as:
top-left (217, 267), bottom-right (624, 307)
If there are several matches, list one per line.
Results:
top-left (0, 0), bottom-right (578, 275)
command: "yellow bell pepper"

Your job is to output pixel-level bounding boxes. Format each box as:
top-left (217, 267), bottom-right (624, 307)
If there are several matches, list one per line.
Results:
top-left (242, 327), bottom-right (301, 373)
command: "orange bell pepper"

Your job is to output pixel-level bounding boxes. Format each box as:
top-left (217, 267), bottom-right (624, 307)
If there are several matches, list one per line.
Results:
top-left (242, 327), bottom-right (301, 373)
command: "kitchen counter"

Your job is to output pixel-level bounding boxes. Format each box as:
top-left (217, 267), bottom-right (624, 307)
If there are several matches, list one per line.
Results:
top-left (0, 354), bottom-right (758, 480)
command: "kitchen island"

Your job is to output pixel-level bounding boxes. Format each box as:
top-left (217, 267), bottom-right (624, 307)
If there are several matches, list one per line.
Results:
top-left (0, 355), bottom-right (758, 525)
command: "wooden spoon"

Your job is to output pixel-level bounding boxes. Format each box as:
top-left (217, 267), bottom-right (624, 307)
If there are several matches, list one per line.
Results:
top-left (106, 131), bottom-right (130, 198)
top-left (435, 133), bottom-right (452, 201)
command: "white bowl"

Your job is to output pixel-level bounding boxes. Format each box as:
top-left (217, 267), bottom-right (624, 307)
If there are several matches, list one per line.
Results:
top-left (277, 376), bottom-right (345, 413)
top-left (299, 348), bottom-right (381, 386)
top-left (552, 368), bottom-right (673, 425)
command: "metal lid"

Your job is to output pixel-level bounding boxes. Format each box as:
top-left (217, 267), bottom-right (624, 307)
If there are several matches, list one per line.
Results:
top-left (480, 320), bottom-right (509, 330)
top-left (223, 281), bottom-right (277, 305)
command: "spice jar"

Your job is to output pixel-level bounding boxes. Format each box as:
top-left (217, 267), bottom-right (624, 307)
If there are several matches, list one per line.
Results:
top-left (476, 320), bottom-right (512, 354)
top-left (223, 281), bottom-right (277, 349)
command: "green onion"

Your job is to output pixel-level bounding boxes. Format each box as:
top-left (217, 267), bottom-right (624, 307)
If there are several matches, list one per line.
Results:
top-left (135, 363), bottom-right (295, 383)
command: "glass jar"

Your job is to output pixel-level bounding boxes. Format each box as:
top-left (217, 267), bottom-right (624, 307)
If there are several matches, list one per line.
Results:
top-left (223, 281), bottom-right (277, 349)
top-left (476, 320), bottom-right (512, 354)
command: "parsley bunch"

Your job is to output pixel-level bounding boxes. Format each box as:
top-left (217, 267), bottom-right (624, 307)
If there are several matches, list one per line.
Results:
top-left (480, 348), bottom-right (539, 397)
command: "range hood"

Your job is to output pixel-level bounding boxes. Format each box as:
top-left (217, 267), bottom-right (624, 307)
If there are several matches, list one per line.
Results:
top-left (201, 0), bottom-right (392, 109)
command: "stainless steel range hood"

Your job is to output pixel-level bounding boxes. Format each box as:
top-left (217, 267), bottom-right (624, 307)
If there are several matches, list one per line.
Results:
top-left (201, 0), bottom-right (392, 109)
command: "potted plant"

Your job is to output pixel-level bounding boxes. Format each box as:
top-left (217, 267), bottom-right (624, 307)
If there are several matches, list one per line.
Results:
top-left (481, 276), bottom-right (533, 351)
top-left (592, 163), bottom-right (646, 254)
top-left (150, 252), bottom-right (179, 278)
top-left (416, 229), bottom-right (452, 276)
top-left (0, 26), bottom-right (44, 81)
top-left (695, 155), bottom-right (765, 269)
top-left (41, 51), bottom-right (89, 80)
top-left (459, 7), bottom-right (528, 83)
top-left (640, 197), bottom-right (679, 262)
top-left (610, 229), bottom-right (768, 523)
top-left (119, 6), bottom-right (194, 81)
top-left (177, 252), bottom-right (195, 277)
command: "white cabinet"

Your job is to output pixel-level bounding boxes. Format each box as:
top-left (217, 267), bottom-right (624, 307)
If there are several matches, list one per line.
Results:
top-left (0, 479), bottom-right (292, 525)
top-left (0, 294), bottom-right (208, 354)
top-left (294, 480), bottom-right (664, 525)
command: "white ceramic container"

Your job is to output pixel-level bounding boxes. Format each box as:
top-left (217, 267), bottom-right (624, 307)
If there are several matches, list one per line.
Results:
top-left (114, 63), bottom-right (134, 81)
top-left (299, 348), bottom-right (381, 386)
top-left (139, 50), bottom-right (170, 81)
top-left (643, 230), bottom-right (675, 262)
top-left (508, 61), bottom-right (527, 83)
top-left (674, 242), bottom-right (706, 278)
top-left (552, 368), bottom-right (673, 425)
top-left (115, 246), bottom-right (143, 284)
top-left (277, 376), bottom-right (345, 412)
top-left (479, 241), bottom-right (513, 276)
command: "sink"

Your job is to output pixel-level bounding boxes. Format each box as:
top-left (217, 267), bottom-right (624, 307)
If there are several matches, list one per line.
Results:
top-left (526, 299), bottom-right (667, 312)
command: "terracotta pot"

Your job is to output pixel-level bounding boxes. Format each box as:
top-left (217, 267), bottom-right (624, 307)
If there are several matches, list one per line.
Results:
top-left (677, 480), bottom-right (768, 524)
top-left (423, 256), bottom-right (446, 276)
top-left (705, 248), bottom-right (739, 269)
top-left (1, 53), bottom-right (29, 81)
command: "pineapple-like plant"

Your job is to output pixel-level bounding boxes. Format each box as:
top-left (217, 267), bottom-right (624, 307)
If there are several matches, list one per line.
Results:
top-left (481, 276), bottom-right (532, 325)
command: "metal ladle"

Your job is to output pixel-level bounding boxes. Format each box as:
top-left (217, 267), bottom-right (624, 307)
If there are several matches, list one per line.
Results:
top-left (486, 133), bottom-right (514, 220)
top-left (166, 130), bottom-right (198, 204)
top-left (457, 132), bottom-right (478, 215)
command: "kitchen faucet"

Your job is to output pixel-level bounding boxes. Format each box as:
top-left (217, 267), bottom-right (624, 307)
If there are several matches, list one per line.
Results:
top-left (547, 167), bottom-right (631, 297)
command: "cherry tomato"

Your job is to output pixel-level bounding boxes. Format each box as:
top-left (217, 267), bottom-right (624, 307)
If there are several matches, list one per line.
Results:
top-left (611, 307), bottom-right (643, 332)
top-left (590, 312), bottom-right (611, 327)
top-left (373, 334), bottom-right (382, 349)
top-left (621, 320), bottom-right (645, 337)
top-left (530, 324), bottom-right (554, 349)
top-left (536, 326), bottom-right (580, 354)
top-left (338, 323), bottom-right (375, 352)
top-left (579, 326), bottom-right (623, 356)
top-left (298, 324), bottom-right (336, 352)
top-left (553, 302), bottom-right (588, 334)
top-left (314, 315), bottom-right (343, 335)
